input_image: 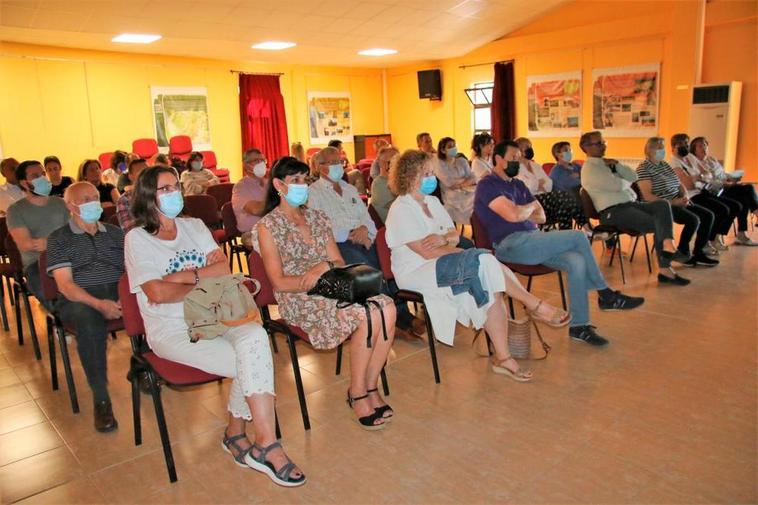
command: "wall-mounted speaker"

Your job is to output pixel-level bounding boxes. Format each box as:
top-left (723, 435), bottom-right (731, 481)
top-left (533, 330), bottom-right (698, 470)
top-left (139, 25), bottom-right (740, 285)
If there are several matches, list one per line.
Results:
top-left (417, 69), bottom-right (442, 100)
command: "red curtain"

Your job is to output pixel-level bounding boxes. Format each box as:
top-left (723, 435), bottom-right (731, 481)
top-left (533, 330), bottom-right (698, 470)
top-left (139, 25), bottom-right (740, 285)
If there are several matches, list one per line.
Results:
top-left (239, 74), bottom-right (289, 161)
top-left (491, 61), bottom-right (516, 142)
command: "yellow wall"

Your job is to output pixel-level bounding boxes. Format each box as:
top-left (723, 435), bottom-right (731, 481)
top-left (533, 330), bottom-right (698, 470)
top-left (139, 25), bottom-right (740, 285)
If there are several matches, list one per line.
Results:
top-left (0, 42), bottom-right (385, 181)
top-left (386, 0), bottom-right (757, 179)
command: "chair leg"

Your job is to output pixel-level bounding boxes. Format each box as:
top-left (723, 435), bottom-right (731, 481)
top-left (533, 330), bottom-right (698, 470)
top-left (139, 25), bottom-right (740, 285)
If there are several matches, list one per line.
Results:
top-left (0, 278), bottom-right (8, 331)
top-left (335, 342), bottom-right (343, 376)
top-left (148, 369), bottom-right (177, 483)
top-left (485, 332), bottom-right (494, 356)
top-left (286, 334), bottom-right (311, 430)
top-left (56, 324), bottom-right (79, 414)
top-left (235, 249), bottom-right (244, 274)
top-left (47, 316), bottom-right (58, 391)
top-left (110, 331), bottom-right (117, 340)
top-left (228, 248), bottom-right (234, 271)
top-left (6, 275), bottom-right (15, 306)
top-left (130, 359), bottom-right (142, 446)
top-left (275, 407), bottom-right (281, 440)
top-left (422, 305), bottom-right (441, 384)
top-left (526, 275), bottom-right (533, 291)
top-left (507, 296), bottom-right (516, 318)
top-left (380, 365), bottom-right (389, 396)
top-left (617, 237), bottom-right (626, 284)
top-left (557, 271), bottom-right (567, 311)
top-left (13, 282), bottom-right (23, 347)
top-left (608, 235), bottom-right (618, 267)
top-left (630, 236), bottom-right (640, 262)
top-left (643, 235), bottom-right (652, 273)
top-left (21, 289), bottom-right (41, 360)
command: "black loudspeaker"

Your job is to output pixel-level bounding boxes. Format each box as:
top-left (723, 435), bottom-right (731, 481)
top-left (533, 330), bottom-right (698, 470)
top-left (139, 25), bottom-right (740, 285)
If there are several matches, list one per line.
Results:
top-left (417, 69), bottom-right (442, 100)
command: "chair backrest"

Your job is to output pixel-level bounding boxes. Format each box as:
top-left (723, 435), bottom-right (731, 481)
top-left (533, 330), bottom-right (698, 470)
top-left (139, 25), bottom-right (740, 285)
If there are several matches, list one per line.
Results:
top-left (183, 194), bottom-right (220, 227)
top-left (470, 212), bottom-right (493, 250)
top-left (169, 135), bottom-right (193, 159)
top-left (367, 203), bottom-right (384, 229)
top-left (359, 166), bottom-right (372, 192)
top-left (118, 274), bottom-right (145, 337)
top-left (221, 202), bottom-right (241, 238)
top-left (574, 159), bottom-right (584, 167)
top-left (374, 227), bottom-right (394, 281)
top-left (356, 159), bottom-right (373, 172)
top-left (542, 162), bottom-right (555, 175)
top-left (4, 234), bottom-right (23, 273)
top-left (37, 251), bottom-right (58, 302)
top-left (247, 249), bottom-right (277, 307)
top-left (108, 213), bottom-right (121, 228)
top-left (206, 183), bottom-right (234, 210)
top-left (579, 188), bottom-right (600, 220)
top-left (132, 138), bottom-right (158, 159)
top-left (101, 204), bottom-right (117, 223)
top-left (99, 152), bottom-right (113, 170)
top-left (210, 169), bottom-right (231, 184)
top-left (306, 147), bottom-right (320, 159)
top-left (200, 150), bottom-right (217, 169)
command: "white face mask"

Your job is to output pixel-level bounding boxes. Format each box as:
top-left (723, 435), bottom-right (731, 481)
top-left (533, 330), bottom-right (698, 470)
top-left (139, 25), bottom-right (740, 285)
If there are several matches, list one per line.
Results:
top-left (252, 162), bottom-right (266, 178)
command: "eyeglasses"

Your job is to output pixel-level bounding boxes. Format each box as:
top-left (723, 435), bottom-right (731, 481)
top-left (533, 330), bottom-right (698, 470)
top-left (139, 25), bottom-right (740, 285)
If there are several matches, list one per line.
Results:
top-left (157, 184), bottom-right (180, 193)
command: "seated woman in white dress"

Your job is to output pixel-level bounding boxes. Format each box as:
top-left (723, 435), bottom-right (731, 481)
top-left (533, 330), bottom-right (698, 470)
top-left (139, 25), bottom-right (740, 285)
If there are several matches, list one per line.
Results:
top-left (385, 150), bottom-right (570, 381)
top-left (435, 137), bottom-right (476, 224)
top-left (471, 133), bottom-right (495, 182)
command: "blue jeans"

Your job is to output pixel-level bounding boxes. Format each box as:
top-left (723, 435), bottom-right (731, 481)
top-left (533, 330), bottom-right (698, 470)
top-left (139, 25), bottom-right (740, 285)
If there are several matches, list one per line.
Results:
top-left (494, 230), bottom-right (608, 327)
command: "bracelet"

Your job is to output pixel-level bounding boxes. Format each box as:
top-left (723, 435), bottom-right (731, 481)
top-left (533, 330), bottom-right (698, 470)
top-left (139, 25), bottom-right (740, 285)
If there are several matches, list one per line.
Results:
top-left (193, 268), bottom-right (200, 285)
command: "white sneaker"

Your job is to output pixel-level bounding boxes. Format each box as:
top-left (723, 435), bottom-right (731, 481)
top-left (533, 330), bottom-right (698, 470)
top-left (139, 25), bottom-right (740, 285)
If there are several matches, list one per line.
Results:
top-left (735, 234), bottom-right (758, 246)
top-left (703, 243), bottom-right (719, 256)
top-left (713, 238), bottom-right (729, 251)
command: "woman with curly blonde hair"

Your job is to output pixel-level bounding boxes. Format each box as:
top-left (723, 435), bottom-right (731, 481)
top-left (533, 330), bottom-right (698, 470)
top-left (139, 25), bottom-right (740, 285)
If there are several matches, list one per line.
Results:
top-left (385, 150), bottom-right (570, 382)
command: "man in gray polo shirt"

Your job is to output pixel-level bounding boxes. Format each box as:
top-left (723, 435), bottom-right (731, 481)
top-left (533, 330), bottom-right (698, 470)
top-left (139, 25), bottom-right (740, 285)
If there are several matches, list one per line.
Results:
top-left (47, 182), bottom-right (125, 433)
top-left (7, 160), bottom-right (70, 308)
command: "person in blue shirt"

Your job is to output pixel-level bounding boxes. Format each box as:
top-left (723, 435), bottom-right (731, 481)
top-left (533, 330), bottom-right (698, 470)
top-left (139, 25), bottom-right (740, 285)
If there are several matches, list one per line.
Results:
top-left (549, 141), bottom-right (583, 193)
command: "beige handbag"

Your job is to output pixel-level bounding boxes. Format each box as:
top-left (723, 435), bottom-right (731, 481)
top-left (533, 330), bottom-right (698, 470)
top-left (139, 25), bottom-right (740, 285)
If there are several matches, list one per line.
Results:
top-left (472, 317), bottom-right (551, 360)
top-left (184, 274), bottom-right (262, 343)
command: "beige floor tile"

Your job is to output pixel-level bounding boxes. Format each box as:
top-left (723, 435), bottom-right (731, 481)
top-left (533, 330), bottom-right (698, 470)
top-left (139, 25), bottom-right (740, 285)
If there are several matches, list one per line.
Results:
top-left (0, 401), bottom-right (47, 436)
top-left (0, 446), bottom-right (83, 503)
top-left (0, 382), bottom-right (32, 410)
top-left (14, 477), bottom-right (106, 505)
top-left (0, 421), bottom-right (64, 466)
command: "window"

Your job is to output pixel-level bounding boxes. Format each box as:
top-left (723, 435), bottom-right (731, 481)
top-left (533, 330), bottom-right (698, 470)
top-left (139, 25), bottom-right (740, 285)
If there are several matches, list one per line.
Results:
top-left (465, 81), bottom-right (494, 135)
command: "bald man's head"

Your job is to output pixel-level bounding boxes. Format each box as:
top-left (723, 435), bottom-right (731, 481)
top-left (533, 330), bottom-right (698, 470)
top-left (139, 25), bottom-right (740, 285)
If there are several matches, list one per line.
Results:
top-left (64, 181), bottom-right (99, 206)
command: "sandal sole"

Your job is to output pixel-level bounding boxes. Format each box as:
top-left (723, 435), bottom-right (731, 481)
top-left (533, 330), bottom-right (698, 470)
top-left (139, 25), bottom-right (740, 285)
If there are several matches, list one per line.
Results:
top-left (245, 456), bottom-right (307, 488)
top-left (491, 366), bottom-right (532, 382)
top-left (221, 442), bottom-right (251, 469)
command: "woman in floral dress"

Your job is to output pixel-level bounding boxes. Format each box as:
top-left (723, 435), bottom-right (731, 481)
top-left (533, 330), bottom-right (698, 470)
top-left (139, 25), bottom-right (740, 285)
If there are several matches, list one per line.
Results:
top-left (252, 157), bottom-right (396, 431)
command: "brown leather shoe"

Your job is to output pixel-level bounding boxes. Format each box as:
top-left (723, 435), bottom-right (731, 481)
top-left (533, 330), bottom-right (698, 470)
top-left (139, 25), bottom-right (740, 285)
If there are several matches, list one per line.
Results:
top-left (94, 400), bottom-right (119, 433)
top-left (410, 317), bottom-right (427, 337)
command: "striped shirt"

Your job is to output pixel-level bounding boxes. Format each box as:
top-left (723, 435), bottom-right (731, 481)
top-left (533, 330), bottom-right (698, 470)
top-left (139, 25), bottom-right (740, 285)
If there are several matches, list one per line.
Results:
top-left (46, 220), bottom-right (125, 288)
top-left (636, 160), bottom-right (680, 201)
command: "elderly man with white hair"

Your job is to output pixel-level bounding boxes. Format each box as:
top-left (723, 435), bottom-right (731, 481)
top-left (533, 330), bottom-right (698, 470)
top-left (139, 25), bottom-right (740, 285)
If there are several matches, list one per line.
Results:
top-left (46, 181), bottom-right (125, 433)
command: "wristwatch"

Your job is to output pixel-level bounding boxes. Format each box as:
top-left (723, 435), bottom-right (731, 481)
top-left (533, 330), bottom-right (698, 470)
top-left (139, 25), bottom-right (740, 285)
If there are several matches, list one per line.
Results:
top-left (193, 268), bottom-right (200, 285)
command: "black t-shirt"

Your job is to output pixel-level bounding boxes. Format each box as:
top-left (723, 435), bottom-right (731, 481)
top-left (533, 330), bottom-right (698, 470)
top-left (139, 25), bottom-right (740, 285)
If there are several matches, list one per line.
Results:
top-left (49, 176), bottom-right (74, 198)
top-left (97, 182), bottom-right (117, 203)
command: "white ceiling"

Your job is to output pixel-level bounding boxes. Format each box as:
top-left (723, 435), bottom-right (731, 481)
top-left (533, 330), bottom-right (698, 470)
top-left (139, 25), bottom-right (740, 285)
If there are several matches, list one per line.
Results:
top-left (0, 0), bottom-right (566, 67)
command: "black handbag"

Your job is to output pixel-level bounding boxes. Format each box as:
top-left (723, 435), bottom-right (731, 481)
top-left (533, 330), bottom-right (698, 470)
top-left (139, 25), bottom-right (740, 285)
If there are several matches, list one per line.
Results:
top-left (307, 263), bottom-right (387, 347)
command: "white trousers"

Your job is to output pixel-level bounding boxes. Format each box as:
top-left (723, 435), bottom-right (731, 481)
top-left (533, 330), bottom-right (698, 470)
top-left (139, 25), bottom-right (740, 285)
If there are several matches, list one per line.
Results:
top-left (148, 322), bottom-right (274, 421)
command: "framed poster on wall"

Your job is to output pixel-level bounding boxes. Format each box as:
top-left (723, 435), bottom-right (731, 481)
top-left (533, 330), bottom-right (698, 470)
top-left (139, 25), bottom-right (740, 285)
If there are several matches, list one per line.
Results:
top-left (527, 71), bottom-right (582, 137)
top-left (591, 64), bottom-right (660, 137)
top-left (151, 86), bottom-right (212, 151)
top-left (307, 91), bottom-right (352, 144)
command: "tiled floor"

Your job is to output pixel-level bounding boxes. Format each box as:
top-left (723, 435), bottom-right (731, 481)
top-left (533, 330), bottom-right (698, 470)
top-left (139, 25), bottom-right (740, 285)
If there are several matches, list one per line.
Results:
top-left (0, 236), bottom-right (755, 504)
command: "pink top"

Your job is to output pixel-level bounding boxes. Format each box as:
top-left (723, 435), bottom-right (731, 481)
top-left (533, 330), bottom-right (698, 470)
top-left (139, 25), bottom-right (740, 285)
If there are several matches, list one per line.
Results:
top-left (231, 176), bottom-right (267, 233)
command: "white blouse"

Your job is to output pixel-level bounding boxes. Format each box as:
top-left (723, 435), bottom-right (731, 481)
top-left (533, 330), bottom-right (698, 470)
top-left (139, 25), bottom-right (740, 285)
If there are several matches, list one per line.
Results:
top-left (471, 156), bottom-right (493, 182)
top-left (517, 159), bottom-right (552, 195)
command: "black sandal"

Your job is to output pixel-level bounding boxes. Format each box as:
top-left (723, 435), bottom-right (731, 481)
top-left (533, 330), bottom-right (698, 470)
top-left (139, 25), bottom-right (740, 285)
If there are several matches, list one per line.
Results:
top-left (221, 432), bottom-right (253, 468)
top-left (346, 389), bottom-right (386, 430)
top-left (247, 441), bottom-right (306, 488)
top-left (367, 388), bottom-right (393, 422)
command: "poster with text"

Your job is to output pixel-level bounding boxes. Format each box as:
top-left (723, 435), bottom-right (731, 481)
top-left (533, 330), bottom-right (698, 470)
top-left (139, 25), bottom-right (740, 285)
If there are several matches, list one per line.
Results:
top-left (592, 64), bottom-right (659, 137)
top-left (527, 71), bottom-right (582, 137)
top-left (151, 86), bottom-right (211, 151)
top-left (308, 92), bottom-right (352, 144)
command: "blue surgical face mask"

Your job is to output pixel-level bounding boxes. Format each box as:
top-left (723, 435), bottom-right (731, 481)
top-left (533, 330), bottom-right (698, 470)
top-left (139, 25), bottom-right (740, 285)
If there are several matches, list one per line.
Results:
top-left (30, 176), bottom-right (52, 196)
top-left (419, 175), bottom-right (438, 195)
top-left (654, 148), bottom-right (666, 162)
top-left (78, 200), bottom-right (103, 224)
top-left (117, 161), bottom-right (127, 173)
top-left (446, 146), bottom-right (458, 158)
top-left (327, 163), bottom-right (344, 182)
top-left (157, 190), bottom-right (184, 219)
top-left (190, 161), bottom-right (203, 171)
top-left (562, 150), bottom-right (573, 163)
top-left (284, 183), bottom-right (308, 207)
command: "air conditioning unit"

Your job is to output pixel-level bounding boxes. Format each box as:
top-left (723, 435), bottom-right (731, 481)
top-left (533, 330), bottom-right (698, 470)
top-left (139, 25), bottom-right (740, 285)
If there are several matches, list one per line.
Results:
top-left (688, 82), bottom-right (742, 172)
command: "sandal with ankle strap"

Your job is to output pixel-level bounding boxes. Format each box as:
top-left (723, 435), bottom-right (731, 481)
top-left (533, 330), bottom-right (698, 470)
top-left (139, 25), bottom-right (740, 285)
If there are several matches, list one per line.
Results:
top-left (491, 356), bottom-right (533, 382)
top-left (527, 300), bottom-right (571, 328)
top-left (346, 389), bottom-right (386, 431)
top-left (221, 432), bottom-right (253, 468)
top-left (367, 387), bottom-right (393, 422)
top-left (247, 441), bottom-right (307, 488)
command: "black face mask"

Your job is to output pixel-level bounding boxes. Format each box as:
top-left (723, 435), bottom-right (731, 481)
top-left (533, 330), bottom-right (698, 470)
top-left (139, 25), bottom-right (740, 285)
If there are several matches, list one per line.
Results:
top-left (505, 161), bottom-right (520, 178)
top-left (677, 145), bottom-right (689, 158)
top-left (523, 147), bottom-right (535, 160)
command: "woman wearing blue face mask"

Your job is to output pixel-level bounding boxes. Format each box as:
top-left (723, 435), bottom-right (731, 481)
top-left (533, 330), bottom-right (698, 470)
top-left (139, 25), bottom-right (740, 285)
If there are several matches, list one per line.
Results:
top-left (385, 150), bottom-right (570, 382)
top-left (124, 166), bottom-right (306, 487)
top-left (179, 151), bottom-right (219, 195)
top-left (252, 157), bottom-right (397, 430)
top-left (636, 137), bottom-right (718, 267)
top-left (435, 137), bottom-right (476, 225)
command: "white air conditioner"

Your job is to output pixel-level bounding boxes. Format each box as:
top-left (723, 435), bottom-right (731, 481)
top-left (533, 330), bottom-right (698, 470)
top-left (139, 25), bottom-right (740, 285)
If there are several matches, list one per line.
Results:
top-left (688, 82), bottom-right (742, 172)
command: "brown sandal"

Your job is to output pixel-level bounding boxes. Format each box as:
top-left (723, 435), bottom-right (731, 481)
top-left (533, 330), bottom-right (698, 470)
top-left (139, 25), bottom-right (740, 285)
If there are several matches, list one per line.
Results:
top-left (491, 356), bottom-right (533, 382)
top-left (528, 300), bottom-right (571, 328)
